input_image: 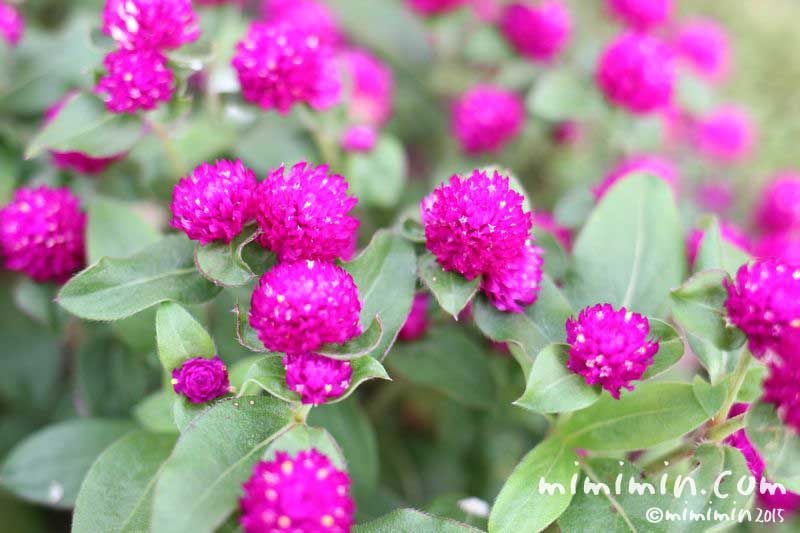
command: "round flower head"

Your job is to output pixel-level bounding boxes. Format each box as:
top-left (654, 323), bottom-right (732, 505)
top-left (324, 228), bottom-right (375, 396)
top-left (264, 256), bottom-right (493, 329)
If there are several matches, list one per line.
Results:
top-left (44, 93), bottom-right (124, 174)
top-left (451, 86), bottom-right (525, 155)
top-left (500, 1), bottom-right (572, 63)
top-left (696, 181), bottom-right (734, 214)
top-left (341, 48), bottom-right (394, 127)
top-left (421, 169), bottom-right (532, 280)
top-left (724, 259), bottom-right (800, 358)
top-left (596, 32), bottom-right (675, 115)
top-left (341, 125), bottom-right (377, 153)
top-left (694, 106), bottom-right (755, 163)
top-left (687, 221), bottom-right (751, 266)
top-left (232, 21), bottom-right (342, 114)
top-left (532, 211), bottom-right (572, 249)
top-left (171, 356), bottom-right (230, 404)
top-left (255, 162), bottom-right (359, 262)
top-left (240, 449), bottom-right (354, 533)
top-left (757, 231), bottom-right (800, 265)
top-left (481, 241), bottom-right (543, 313)
top-left (170, 160), bottom-right (258, 245)
top-left (0, 1), bottom-right (23, 46)
top-left (407, 0), bottom-right (466, 16)
top-left (764, 360), bottom-right (800, 433)
top-left (755, 172), bottom-right (800, 234)
top-left (102, 0), bottom-right (199, 50)
top-left (606, 0), bottom-right (671, 30)
top-left (566, 303), bottom-right (659, 399)
top-left (96, 49), bottom-right (175, 114)
top-left (283, 353), bottom-right (352, 405)
top-left (250, 261), bottom-right (362, 354)
top-left (673, 18), bottom-right (731, 83)
top-left (398, 293), bottom-right (430, 341)
top-left (595, 154), bottom-right (678, 200)
top-left (261, 0), bottom-right (342, 46)
top-left (0, 186), bottom-right (86, 283)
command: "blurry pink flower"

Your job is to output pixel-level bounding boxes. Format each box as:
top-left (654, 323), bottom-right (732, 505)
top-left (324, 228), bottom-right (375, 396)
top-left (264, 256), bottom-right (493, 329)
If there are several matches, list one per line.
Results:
top-left (407, 0), bottom-right (467, 16)
top-left (451, 85), bottom-right (525, 154)
top-left (694, 105), bottom-right (756, 163)
top-left (102, 0), bottom-right (199, 50)
top-left (96, 49), bottom-right (175, 114)
top-left (695, 181), bottom-right (734, 214)
top-left (755, 172), bottom-right (800, 234)
top-left (500, 1), bottom-right (572, 63)
top-left (756, 231), bottom-right (800, 265)
top-left (0, 1), bottom-right (23, 46)
top-left (532, 211), bottom-right (572, 249)
top-left (673, 18), bottom-right (731, 83)
top-left (260, 0), bottom-right (342, 46)
top-left (341, 48), bottom-right (394, 127)
top-left (595, 155), bottom-right (678, 200)
top-left (552, 121), bottom-right (582, 146)
top-left (341, 125), bottom-right (378, 153)
top-left (606, 0), bottom-right (672, 31)
top-left (686, 221), bottom-right (751, 266)
top-left (399, 293), bottom-right (430, 341)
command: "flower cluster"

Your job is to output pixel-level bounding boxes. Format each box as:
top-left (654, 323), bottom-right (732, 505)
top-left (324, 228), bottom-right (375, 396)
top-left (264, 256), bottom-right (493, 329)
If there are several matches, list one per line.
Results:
top-left (0, 1), bottom-right (23, 46)
top-left (240, 449), bottom-right (354, 532)
top-left (171, 357), bottom-right (230, 404)
top-left (341, 48), bottom-right (394, 130)
top-left (451, 86), bottom-right (525, 155)
top-left (262, 0), bottom-right (341, 46)
top-left (500, 2), bottom-right (572, 63)
top-left (96, 49), bottom-right (175, 114)
top-left (566, 303), bottom-right (659, 398)
top-left (673, 18), bottom-right (731, 83)
top-left (283, 352), bottom-right (352, 405)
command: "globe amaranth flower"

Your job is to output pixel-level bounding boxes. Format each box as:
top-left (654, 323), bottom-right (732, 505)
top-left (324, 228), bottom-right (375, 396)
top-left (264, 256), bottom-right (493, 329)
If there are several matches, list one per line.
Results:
top-left (673, 18), bottom-right (730, 83)
top-left (398, 293), bottom-right (430, 341)
top-left (250, 260), bottom-right (362, 354)
top-left (532, 211), bottom-right (572, 249)
top-left (102, 0), bottom-right (199, 51)
top-left (96, 48), bottom-right (175, 114)
top-left (596, 32), bottom-right (675, 115)
top-left (566, 303), bottom-right (659, 399)
top-left (255, 162), bottom-right (359, 262)
top-left (451, 86), bottom-right (525, 154)
top-left (606, 0), bottom-right (671, 31)
top-left (694, 105), bottom-right (755, 163)
top-left (687, 221), bottom-right (751, 266)
top-left (240, 449), bottom-right (354, 533)
top-left (341, 48), bottom-right (394, 127)
top-left (283, 353), bottom-right (352, 405)
top-left (232, 21), bottom-right (342, 114)
top-left (594, 154), bottom-right (678, 200)
top-left (696, 181), bottom-right (734, 214)
top-left (757, 231), bottom-right (800, 265)
top-left (341, 125), bottom-right (377, 153)
top-left (261, 0), bottom-right (342, 46)
top-left (481, 241), bottom-right (543, 313)
top-left (421, 169), bottom-right (532, 280)
top-left (755, 172), bottom-right (800, 234)
top-left (764, 360), bottom-right (800, 433)
top-left (724, 259), bottom-right (800, 358)
top-left (171, 356), bottom-right (230, 404)
top-left (0, 1), bottom-right (23, 46)
top-left (0, 186), bottom-right (86, 283)
top-left (44, 93), bottom-right (125, 174)
top-left (170, 159), bottom-right (258, 245)
top-left (407, 0), bottom-right (466, 16)
top-left (500, 1), bottom-right (572, 63)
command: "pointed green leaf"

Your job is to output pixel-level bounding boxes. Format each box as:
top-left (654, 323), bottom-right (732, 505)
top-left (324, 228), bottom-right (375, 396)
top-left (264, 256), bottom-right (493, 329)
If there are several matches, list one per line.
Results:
top-left (156, 301), bottom-right (215, 373)
top-left (194, 227), bottom-right (273, 287)
top-left (641, 319), bottom-right (684, 379)
top-left (694, 217), bottom-right (751, 276)
top-left (87, 197), bottom-right (160, 263)
top-left (692, 376), bottom-right (728, 419)
top-left (746, 400), bottom-right (800, 492)
top-left (318, 316), bottom-right (384, 360)
top-left (418, 253), bottom-right (480, 318)
top-left (356, 509), bottom-right (481, 533)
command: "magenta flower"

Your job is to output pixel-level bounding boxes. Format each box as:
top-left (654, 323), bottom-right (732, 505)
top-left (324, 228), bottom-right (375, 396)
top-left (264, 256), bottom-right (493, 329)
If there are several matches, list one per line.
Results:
top-left (481, 241), bottom-right (543, 313)
top-left (596, 32), bottom-right (675, 115)
top-left (250, 261), bottom-right (362, 354)
top-left (594, 154), bottom-right (678, 200)
top-left (755, 172), bottom-right (800, 234)
top-left (695, 181), bottom-right (734, 214)
top-left (421, 169), bottom-right (532, 280)
top-left (724, 259), bottom-right (800, 358)
top-left (44, 93), bottom-right (125, 174)
top-left (687, 222), bottom-right (751, 266)
top-left (605, 0), bottom-right (672, 31)
top-left (756, 232), bottom-right (800, 265)
top-left (532, 211), bottom-right (572, 249)
top-left (566, 303), bottom-right (659, 399)
top-left (261, 0), bottom-right (342, 46)
top-left (0, 1), bottom-right (23, 46)
top-left (240, 449), bottom-right (354, 533)
top-left (0, 186), bottom-right (86, 283)
top-left (764, 359), bottom-right (800, 433)
top-left (255, 162), bottom-right (359, 263)
top-left (500, 1), bottom-right (572, 63)
top-left (407, 0), bottom-right (466, 16)
top-left (341, 48), bottom-right (394, 127)
top-left (694, 105), bottom-right (756, 163)
top-left (95, 49), bottom-right (175, 114)
top-left (170, 160), bottom-right (258, 245)
top-left (171, 356), bottom-right (230, 404)
top-left (283, 353), bottom-right (352, 405)
top-left (552, 121), bottom-right (582, 147)
top-left (451, 86), bottom-right (525, 155)
top-left (673, 18), bottom-right (731, 83)
top-left (341, 125), bottom-right (377, 153)
top-left (102, 0), bottom-right (199, 51)
top-left (232, 21), bottom-right (341, 114)
top-left (398, 293), bottom-right (430, 341)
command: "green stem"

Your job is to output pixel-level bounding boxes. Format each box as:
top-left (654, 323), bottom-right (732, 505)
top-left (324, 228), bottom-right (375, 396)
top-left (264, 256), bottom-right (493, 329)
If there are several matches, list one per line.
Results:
top-left (642, 441), bottom-right (695, 476)
top-left (711, 351), bottom-right (752, 427)
top-left (708, 413), bottom-right (746, 442)
top-left (292, 403), bottom-right (312, 424)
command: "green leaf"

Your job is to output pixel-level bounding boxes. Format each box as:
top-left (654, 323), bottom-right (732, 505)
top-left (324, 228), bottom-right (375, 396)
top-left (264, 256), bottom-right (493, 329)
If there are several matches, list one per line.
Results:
top-left (151, 397), bottom-right (293, 533)
top-left (58, 235), bottom-right (222, 321)
top-left (194, 227), bottom-right (273, 287)
top-left (536, 231), bottom-right (569, 281)
top-left (344, 230), bottom-right (417, 359)
top-left (12, 278), bottom-right (58, 329)
top-left (641, 319), bottom-right (684, 379)
top-left (399, 215), bottom-right (426, 243)
top-left (694, 217), bottom-right (751, 276)
top-left (557, 383), bottom-right (709, 451)
top-left (527, 69), bottom-right (603, 121)
top-left (233, 113), bottom-right (314, 176)
top-left (156, 302), bottom-right (215, 373)
top-left (737, 365), bottom-right (766, 403)
top-left (389, 324), bottom-right (497, 409)
top-left (488, 437), bottom-right (579, 533)
top-left (240, 353), bottom-right (390, 404)
top-left (347, 135), bottom-right (407, 208)
top-left (671, 269), bottom-right (746, 351)
top-left (566, 174), bottom-right (686, 319)
top-left (172, 397), bottom-right (211, 434)
top-left (233, 302), bottom-right (265, 353)
top-left (262, 425), bottom-right (346, 470)
top-left (134, 392), bottom-right (179, 434)
top-left (87, 197), bottom-right (160, 263)
top-left (72, 431), bottom-right (176, 533)
top-left (675, 72), bottom-right (715, 115)
top-left (25, 92), bottom-right (142, 159)
top-left (746, 400), bottom-right (800, 492)
top-left (356, 509), bottom-right (481, 533)
top-left (318, 316), bottom-right (385, 360)
top-left (515, 344), bottom-right (601, 414)
top-left (692, 376), bottom-right (728, 419)
top-left (0, 419), bottom-right (134, 508)
top-left (418, 253), bottom-right (480, 318)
